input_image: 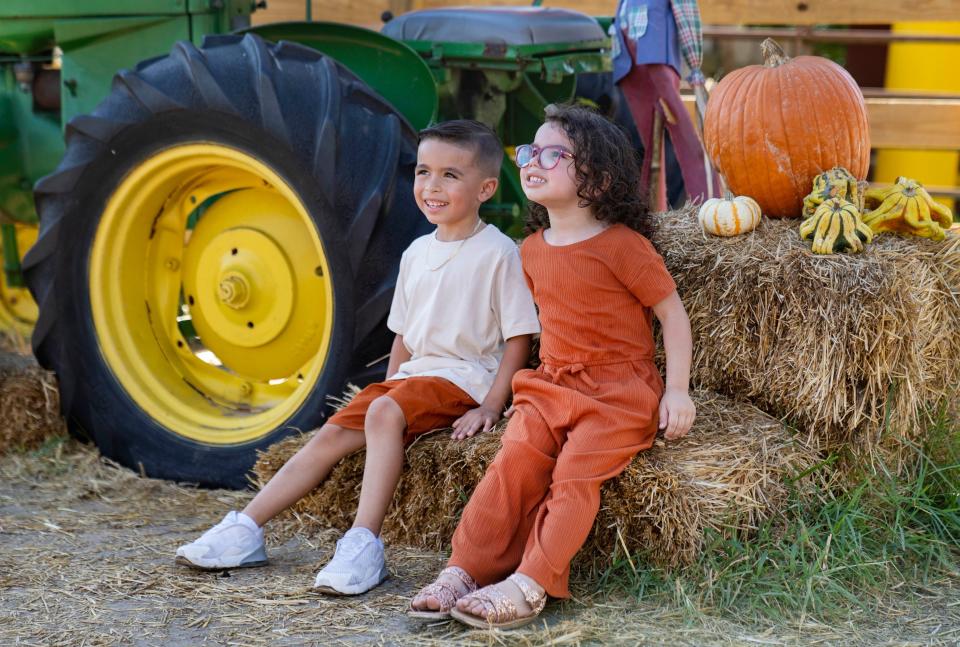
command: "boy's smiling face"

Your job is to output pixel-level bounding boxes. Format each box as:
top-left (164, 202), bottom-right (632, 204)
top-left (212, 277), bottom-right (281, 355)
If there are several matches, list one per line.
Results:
top-left (415, 139), bottom-right (497, 232)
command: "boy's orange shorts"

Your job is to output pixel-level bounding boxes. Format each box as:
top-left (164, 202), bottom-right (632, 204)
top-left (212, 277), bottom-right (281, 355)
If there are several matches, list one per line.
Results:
top-left (327, 376), bottom-right (478, 443)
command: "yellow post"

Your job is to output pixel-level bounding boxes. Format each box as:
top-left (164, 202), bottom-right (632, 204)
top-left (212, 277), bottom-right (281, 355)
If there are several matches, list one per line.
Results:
top-left (874, 21), bottom-right (960, 213)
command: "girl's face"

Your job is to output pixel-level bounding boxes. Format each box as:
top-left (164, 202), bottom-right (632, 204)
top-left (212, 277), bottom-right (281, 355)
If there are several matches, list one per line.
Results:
top-left (520, 122), bottom-right (578, 209)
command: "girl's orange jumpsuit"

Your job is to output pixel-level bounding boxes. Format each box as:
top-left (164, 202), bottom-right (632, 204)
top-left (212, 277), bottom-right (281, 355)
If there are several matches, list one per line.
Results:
top-left (448, 224), bottom-right (677, 598)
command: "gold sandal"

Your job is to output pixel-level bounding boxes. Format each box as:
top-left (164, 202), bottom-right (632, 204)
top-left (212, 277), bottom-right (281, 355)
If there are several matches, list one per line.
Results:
top-left (407, 566), bottom-right (477, 620)
top-left (449, 573), bottom-right (547, 630)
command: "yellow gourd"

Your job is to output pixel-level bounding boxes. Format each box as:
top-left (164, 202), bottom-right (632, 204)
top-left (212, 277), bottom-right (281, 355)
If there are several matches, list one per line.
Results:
top-left (799, 197), bottom-right (873, 254)
top-left (802, 167), bottom-right (864, 219)
top-left (863, 176), bottom-right (953, 240)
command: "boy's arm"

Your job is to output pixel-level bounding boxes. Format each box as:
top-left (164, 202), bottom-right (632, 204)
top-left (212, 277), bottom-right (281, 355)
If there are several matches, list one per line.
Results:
top-left (386, 334), bottom-right (412, 378)
top-left (450, 334), bottom-right (532, 440)
top-left (652, 291), bottom-right (696, 440)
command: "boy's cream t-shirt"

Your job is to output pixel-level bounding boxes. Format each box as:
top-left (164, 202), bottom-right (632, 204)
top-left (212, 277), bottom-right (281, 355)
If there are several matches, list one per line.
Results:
top-left (386, 223), bottom-right (540, 405)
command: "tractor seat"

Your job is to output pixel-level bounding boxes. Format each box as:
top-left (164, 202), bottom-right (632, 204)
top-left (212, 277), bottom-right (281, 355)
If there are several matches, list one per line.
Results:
top-left (381, 7), bottom-right (606, 47)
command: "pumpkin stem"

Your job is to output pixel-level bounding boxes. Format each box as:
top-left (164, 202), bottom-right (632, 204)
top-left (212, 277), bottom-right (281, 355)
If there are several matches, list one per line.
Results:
top-left (761, 38), bottom-right (790, 67)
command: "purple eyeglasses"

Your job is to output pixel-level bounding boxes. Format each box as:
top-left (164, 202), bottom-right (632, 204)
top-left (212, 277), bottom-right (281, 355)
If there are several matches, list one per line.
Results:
top-left (514, 144), bottom-right (575, 170)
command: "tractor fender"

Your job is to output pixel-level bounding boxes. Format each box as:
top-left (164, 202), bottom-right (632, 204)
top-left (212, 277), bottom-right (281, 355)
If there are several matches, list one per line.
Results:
top-left (239, 21), bottom-right (438, 131)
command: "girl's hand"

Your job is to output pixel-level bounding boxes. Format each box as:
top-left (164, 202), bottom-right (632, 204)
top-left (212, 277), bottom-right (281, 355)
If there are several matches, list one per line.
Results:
top-left (658, 388), bottom-right (695, 440)
top-left (451, 405), bottom-right (501, 440)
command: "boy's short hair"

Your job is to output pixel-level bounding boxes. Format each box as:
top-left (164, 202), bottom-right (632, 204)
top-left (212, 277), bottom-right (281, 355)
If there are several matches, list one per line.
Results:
top-left (418, 120), bottom-right (503, 178)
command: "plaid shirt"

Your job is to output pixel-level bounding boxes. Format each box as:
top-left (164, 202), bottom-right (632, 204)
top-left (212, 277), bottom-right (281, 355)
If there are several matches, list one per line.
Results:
top-left (611, 0), bottom-right (681, 82)
top-left (612, 0), bottom-right (705, 86)
top-left (670, 0), bottom-right (705, 86)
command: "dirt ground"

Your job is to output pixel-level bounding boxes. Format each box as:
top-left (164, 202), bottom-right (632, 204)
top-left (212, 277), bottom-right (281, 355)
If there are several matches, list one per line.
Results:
top-left (3, 438), bottom-right (960, 647)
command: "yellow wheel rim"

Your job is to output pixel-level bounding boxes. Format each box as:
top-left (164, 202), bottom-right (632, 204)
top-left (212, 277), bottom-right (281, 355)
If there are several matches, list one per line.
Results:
top-left (0, 223), bottom-right (39, 335)
top-left (90, 143), bottom-right (334, 445)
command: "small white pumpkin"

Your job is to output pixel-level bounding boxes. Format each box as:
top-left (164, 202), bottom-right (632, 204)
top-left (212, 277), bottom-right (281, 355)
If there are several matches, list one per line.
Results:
top-left (698, 195), bottom-right (762, 236)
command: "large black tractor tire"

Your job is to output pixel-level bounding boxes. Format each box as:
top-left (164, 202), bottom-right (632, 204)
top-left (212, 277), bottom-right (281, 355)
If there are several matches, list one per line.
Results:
top-left (24, 34), bottom-right (429, 488)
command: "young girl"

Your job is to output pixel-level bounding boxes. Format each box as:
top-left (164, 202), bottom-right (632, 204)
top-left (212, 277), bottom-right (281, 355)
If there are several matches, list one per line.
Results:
top-left (408, 104), bottom-right (696, 628)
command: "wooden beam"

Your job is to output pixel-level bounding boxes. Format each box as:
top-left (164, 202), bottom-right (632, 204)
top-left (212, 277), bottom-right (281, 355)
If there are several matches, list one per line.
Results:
top-left (697, 0), bottom-right (960, 25)
top-left (867, 97), bottom-right (960, 150)
top-left (257, 0), bottom-right (960, 27)
top-left (410, 0), bottom-right (960, 24)
top-left (682, 95), bottom-right (960, 150)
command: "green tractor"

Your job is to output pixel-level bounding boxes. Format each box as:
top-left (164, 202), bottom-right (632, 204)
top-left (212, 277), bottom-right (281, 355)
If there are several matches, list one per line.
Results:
top-left (1, 2), bottom-right (615, 487)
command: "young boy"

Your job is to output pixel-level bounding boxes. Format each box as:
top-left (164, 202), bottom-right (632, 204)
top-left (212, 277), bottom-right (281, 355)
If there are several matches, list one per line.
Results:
top-left (175, 120), bottom-right (540, 596)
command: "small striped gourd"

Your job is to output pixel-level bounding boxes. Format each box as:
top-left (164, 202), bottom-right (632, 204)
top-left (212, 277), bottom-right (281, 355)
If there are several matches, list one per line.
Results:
top-left (698, 195), bottom-right (762, 236)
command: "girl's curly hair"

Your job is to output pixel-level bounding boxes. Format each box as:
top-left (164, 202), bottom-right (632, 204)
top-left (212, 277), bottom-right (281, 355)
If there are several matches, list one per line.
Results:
top-left (525, 103), bottom-right (650, 237)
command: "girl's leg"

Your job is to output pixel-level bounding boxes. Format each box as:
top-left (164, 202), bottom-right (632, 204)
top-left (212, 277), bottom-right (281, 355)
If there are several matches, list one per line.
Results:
top-left (455, 419), bottom-right (647, 620)
top-left (243, 422), bottom-right (365, 526)
top-left (352, 395), bottom-right (408, 534)
top-left (412, 403), bottom-right (560, 612)
top-left (449, 404), bottom-right (561, 583)
top-left (516, 417), bottom-right (650, 598)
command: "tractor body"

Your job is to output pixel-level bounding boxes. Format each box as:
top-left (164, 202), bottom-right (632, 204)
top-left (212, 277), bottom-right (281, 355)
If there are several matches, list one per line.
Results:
top-left (1, 2), bottom-right (255, 297)
top-left (1, 2), bottom-right (616, 486)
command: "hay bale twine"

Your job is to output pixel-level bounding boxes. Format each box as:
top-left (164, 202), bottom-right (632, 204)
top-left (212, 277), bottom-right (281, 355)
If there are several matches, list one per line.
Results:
top-left (0, 352), bottom-right (67, 453)
top-left (651, 208), bottom-right (960, 467)
top-left (253, 389), bottom-right (819, 568)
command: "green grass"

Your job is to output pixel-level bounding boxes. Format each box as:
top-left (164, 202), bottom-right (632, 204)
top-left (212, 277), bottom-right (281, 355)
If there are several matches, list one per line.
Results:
top-left (595, 412), bottom-right (960, 624)
top-left (22, 432), bottom-right (70, 458)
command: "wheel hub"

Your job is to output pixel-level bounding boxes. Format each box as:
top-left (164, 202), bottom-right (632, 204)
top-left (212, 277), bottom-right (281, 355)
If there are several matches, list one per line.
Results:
top-left (188, 227), bottom-right (294, 348)
top-left (217, 273), bottom-right (250, 309)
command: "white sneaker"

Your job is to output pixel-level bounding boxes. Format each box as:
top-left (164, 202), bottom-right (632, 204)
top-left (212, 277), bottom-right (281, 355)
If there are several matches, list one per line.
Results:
top-left (175, 511), bottom-right (267, 570)
top-left (313, 527), bottom-right (389, 595)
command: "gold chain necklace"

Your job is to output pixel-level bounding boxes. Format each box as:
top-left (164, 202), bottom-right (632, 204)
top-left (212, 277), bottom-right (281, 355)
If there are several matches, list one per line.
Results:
top-left (425, 219), bottom-right (485, 271)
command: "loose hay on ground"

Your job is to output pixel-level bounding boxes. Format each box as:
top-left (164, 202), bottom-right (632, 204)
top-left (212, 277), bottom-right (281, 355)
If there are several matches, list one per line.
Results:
top-left (254, 390), bottom-right (820, 568)
top-left (4, 437), bottom-right (957, 646)
top-left (0, 351), bottom-right (66, 453)
top-left (651, 208), bottom-right (960, 467)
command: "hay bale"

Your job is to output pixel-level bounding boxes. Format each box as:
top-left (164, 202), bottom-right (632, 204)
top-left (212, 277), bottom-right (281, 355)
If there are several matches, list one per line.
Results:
top-left (0, 352), bottom-right (66, 453)
top-left (253, 390), bottom-right (819, 568)
top-left (0, 328), bottom-right (30, 355)
top-left (651, 208), bottom-right (960, 466)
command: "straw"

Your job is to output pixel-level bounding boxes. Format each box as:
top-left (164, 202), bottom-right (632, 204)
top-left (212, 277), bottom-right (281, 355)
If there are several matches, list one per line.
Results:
top-left (652, 207), bottom-right (960, 470)
top-left (254, 389), bottom-right (820, 568)
top-left (0, 351), bottom-right (66, 454)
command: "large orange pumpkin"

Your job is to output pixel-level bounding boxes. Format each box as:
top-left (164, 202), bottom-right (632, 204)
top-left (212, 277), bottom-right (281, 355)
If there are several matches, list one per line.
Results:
top-left (704, 39), bottom-right (870, 218)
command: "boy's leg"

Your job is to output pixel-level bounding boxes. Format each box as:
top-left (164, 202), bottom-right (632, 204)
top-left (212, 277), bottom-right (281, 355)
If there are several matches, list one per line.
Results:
top-left (318, 378), bottom-right (477, 595)
top-left (352, 395), bottom-right (407, 534)
top-left (176, 382), bottom-right (392, 570)
top-left (247, 380), bottom-right (398, 525)
top-left (311, 393), bottom-right (404, 594)
top-left (243, 422), bottom-right (366, 526)
top-left (175, 422), bottom-right (365, 570)
top-left (351, 376), bottom-right (477, 535)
